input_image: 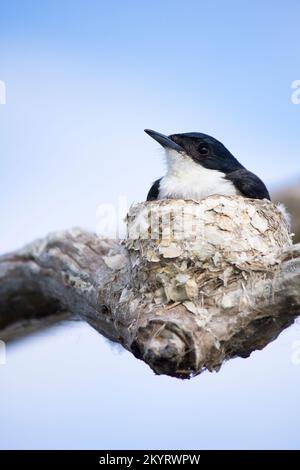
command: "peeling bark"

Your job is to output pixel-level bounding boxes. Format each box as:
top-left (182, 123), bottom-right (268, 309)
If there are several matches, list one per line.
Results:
top-left (0, 196), bottom-right (299, 379)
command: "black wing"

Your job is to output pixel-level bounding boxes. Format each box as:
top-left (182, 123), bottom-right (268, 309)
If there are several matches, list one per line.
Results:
top-left (226, 169), bottom-right (270, 200)
top-left (146, 178), bottom-right (162, 201)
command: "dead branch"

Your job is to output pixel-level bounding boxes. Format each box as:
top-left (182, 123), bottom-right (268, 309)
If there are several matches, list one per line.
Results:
top-left (0, 196), bottom-right (299, 379)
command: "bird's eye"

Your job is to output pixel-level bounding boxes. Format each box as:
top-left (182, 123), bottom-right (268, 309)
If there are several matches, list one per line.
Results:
top-left (198, 145), bottom-right (209, 155)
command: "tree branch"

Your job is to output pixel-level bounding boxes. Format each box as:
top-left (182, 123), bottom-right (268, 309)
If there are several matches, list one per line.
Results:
top-left (0, 196), bottom-right (299, 379)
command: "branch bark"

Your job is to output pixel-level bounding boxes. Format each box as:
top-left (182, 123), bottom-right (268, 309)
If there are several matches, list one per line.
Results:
top-left (0, 196), bottom-right (299, 379)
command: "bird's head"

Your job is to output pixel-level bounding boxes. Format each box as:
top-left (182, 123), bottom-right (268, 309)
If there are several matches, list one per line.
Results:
top-left (144, 129), bottom-right (244, 174)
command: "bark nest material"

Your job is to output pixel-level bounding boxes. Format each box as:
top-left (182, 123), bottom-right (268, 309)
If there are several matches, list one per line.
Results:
top-left (0, 195), bottom-right (299, 379)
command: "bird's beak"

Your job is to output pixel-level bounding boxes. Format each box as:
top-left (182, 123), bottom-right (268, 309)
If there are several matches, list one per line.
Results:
top-left (144, 129), bottom-right (183, 152)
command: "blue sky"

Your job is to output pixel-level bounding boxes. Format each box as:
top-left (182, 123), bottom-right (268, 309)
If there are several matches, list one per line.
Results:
top-left (1, 0), bottom-right (300, 250)
top-left (0, 0), bottom-right (300, 449)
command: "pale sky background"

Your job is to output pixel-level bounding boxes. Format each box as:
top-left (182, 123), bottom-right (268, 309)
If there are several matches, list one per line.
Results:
top-left (0, 0), bottom-right (300, 449)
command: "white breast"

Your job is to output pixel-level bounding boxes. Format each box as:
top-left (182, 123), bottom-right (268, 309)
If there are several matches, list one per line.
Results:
top-left (158, 149), bottom-right (239, 201)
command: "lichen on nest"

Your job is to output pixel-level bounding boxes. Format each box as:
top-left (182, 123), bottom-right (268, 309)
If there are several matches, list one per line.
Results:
top-left (124, 196), bottom-right (292, 313)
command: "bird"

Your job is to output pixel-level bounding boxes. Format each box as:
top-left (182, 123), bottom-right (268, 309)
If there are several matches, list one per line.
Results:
top-left (145, 129), bottom-right (270, 202)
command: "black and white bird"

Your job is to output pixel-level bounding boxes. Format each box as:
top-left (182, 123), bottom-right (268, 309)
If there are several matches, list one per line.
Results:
top-left (145, 129), bottom-right (270, 202)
